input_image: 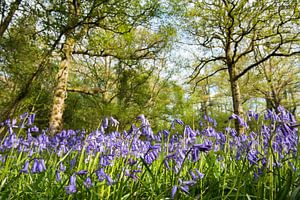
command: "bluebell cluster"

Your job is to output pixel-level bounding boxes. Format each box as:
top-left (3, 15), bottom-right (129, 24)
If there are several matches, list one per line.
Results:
top-left (0, 106), bottom-right (298, 197)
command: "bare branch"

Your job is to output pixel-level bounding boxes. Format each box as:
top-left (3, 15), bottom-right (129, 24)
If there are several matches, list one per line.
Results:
top-left (235, 49), bottom-right (300, 81)
top-left (188, 56), bottom-right (226, 83)
top-left (190, 67), bottom-right (228, 94)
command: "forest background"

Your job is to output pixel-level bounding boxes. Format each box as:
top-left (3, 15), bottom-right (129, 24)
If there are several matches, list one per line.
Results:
top-left (0, 0), bottom-right (299, 134)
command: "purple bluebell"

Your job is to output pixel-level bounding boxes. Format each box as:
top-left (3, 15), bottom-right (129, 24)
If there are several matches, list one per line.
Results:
top-left (137, 114), bottom-right (150, 126)
top-left (96, 168), bottom-right (106, 182)
top-left (84, 177), bottom-right (93, 188)
top-left (110, 117), bottom-right (119, 127)
top-left (195, 169), bottom-right (204, 179)
top-left (127, 158), bottom-right (137, 166)
top-left (105, 174), bottom-right (114, 185)
top-left (3, 133), bottom-right (19, 149)
top-left (28, 114), bottom-right (36, 126)
top-left (20, 112), bottom-right (28, 120)
top-left (31, 159), bottom-right (39, 173)
top-left (40, 159), bottom-right (46, 171)
top-left (229, 114), bottom-right (249, 129)
top-left (193, 143), bottom-right (212, 152)
top-left (37, 160), bottom-right (44, 172)
top-left (65, 174), bottom-right (77, 194)
top-left (102, 117), bottom-right (109, 129)
top-left (171, 185), bottom-right (178, 199)
top-left (180, 185), bottom-right (190, 194)
top-left (99, 156), bottom-right (111, 167)
top-left (189, 170), bottom-right (197, 180)
top-left (70, 158), bottom-right (77, 169)
top-left (0, 155), bottom-right (5, 163)
top-left (164, 159), bottom-right (170, 170)
top-left (182, 180), bottom-right (196, 186)
top-left (59, 162), bottom-right (66, 172)
top-left (56, 170), bottom-right (61, 182)
top-left (76, 170), bottom-right (88, 175)
top-left (248, 149), bottom-right (259, 165)
top-left (191, 148), bottom-right (200, 162)
top-left (288, 162), bottom-right (296, 171)
top-left (125, 169), bottom-right (142, 181)
top-left (20, 160), bottom-right (30, 173)
top-left (247, 110), bottom-right (259, 121)
top-left (30, 126), bottom-right (39, 133)
top-left (171, 119), bottom-right (184, 129)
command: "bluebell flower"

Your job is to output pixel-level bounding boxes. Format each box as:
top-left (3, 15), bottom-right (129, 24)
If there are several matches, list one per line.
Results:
top-left (248, 149), bottom-right (259, 165)
top-left (31, 159), bottom-right (39, 173)
top-left (137, 114), bottom-right (150, 126)
top-left (105, 174), bottom-right (114, 185)
top-left (102, 117), bottom-right (109, 129)
top-left (37, 160), bottom-right (44, 172)
top-left (56, 170), bottom-right (61, 182)
top-left (110, 117), bottom-right (119, 127)
top-left (171, 185), bottom-right (178, 199)
top-left (84, 177), bottom-right (93, 188)
top-left (0, 155), bottom-right (5, 163)
top-left (65, 174), bottom-right (77, 194)
top-left (70, 158), bottom-right (77, 169)
top-left (30, 126), bottom-right (39, 133)
top-left (96, 168), bottom-right (106, 182)
top-left (76, 170), bottom-right (88, 175)
top-left (193, 143), bottom-right (212, 152)
top-left (40, 159), bottom-right (46, 171)
top-left (20, 160), bottom-right (30, 173)
top-left (171, 119), bottom-right (184, 129)
top-left (164, 159), bottom-right (170, 170)
top-left (28, 114), bottom-right (36, 126)
top-left (195, 169), bottom-right (204, 179)
top-left (180, 185), bottom-right (189, 194)
top-left (20, 112), bottom-right (28, 120)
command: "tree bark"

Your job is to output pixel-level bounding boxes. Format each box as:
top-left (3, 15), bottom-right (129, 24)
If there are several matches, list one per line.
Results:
top-left (228, 66), bottom-right (244, 134)
top-left (49, 37), bottom-right (75, 134)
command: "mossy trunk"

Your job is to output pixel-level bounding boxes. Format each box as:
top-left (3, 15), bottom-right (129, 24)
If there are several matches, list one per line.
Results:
top-left (49, 37), bottom-right (75, 134)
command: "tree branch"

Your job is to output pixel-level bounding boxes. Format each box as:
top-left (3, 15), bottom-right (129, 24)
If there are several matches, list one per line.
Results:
top-left (190, 67), bottom-right (228, 94)
top-left (234, 49), bottom-right (300, 81)
top-left (67, 87), bottom-right (106, 95)
top-left (188, 56), bottom-right (226, 83)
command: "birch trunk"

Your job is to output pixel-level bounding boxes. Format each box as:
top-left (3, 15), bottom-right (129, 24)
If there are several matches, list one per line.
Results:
top-left (49, 37), bottom-right (75, 134)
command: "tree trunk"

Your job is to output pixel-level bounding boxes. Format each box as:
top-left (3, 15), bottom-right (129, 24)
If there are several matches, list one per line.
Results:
top-left (265, 95), bottom-right (274, 110)
top-left (0, 0), bottom-right (22, 37)
top-left (49, 37), bottom-right (75, 134)
top-left (228, 66), bottom-right (244, 134)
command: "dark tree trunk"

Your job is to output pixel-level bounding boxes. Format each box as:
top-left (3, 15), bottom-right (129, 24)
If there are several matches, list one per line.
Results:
top-left (0, 0), bottom-right (22, 37)
top-left (228, 66), bottom-right (244, 134)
